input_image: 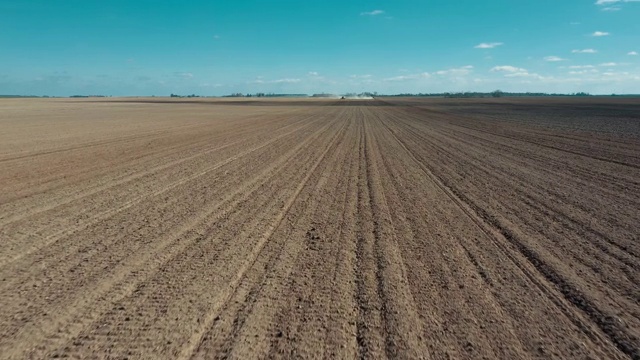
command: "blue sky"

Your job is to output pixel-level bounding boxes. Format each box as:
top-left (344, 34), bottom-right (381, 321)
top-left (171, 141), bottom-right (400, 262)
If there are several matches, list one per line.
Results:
top-left (1, 0), bottom-right (639, 96)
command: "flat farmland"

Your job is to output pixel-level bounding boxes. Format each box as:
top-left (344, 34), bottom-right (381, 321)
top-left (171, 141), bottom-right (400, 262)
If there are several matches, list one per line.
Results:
top-left (0, 97), bottom-right (638, 359)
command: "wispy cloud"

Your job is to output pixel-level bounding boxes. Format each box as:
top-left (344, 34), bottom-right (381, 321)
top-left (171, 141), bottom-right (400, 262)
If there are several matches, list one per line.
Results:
top-left (592, 31), bottom-right (610, 36)
top-left (383, 73), bottom-right (430, 82)
top-left (306, 72), bottom-right (325, 81)
top-left (569, 69), bottom-right (599, 75)
top-left (491, 65), bottom-right (544, 79)
top-left (599, 62), bottom-right (618, 66)
top-left (504, 72), bottom-right (544, 79)
top-left (572, 49), bottom-right (597, 53)
top-left (595, 0), bottom-right (640, 10)
top-left (544, 56), bottom-right (567, 62)
top-left (568, 65), bottom-right (596, 69)
top-left (250, 77), bottom-right (300, 84)
top-left (595, 0), bottom-right (640, 4)
top-left (273, 78), bottom-right (300, 84)
top-left (602, 71), bottom-right (630, 76)
top-left (350, 74), bottom-right (373, 79)
top-left (435, 65), bottom-right (473, 76)
top-left (491, 66), bottom-right (527, 73)
top-left (628, 51), bottom-right (638, 55)
top-left (474, 42), bottom-right (503, 49)
top-left (174, 72), bottom-right (194, 79)
top-left (361, 10), bottom-right (384, 16)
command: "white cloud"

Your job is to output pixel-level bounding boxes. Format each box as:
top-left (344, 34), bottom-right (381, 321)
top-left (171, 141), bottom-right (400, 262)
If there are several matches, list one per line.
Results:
top-left (490, 66), bottom-right (545, 79)
top-left (599, 62), bottom-right (618, 66)
top-left (595, 0), bottom-right (640, 4)
top-left (596, 0), bottom-right (640, 9)
top-left (383, 73), bottom-right (430, 82)
top-left (350, 74), bottom-right (372, 79)
top-left (491, 66), bottom-right (527, 73)
top-left (602, 71), bottom-right (631, 77)
top-left (592, 31), bottom-right (610, 36)
top-left (383, 75), bottom-right (411, 82)
top-left (504, 72), bottom-right (544, 79)
top-left (544, 56), bottom-right (567, 62)
top-left (629, 51), bottom-right (638, 55)
top-left (568, 65), bottom-right (596, 69)
top-left (175, 72), bottom-right (194, 79)
top-left (307, 72), bottom-right (325, 80)
top-left (250, 78), bottom-right (300, 84)
top-left (435, 65), bottom-right (473, 76)
top-left (474, 42), bottom-right (503, 49)
top-left (361, 10), bottom-right (384, 16)
top-left (272, 78), bottom-right (300, 84)
top-left (382, 65), bottom-right (473, 82)
top-left (572, 49), bottom-right (597, 53)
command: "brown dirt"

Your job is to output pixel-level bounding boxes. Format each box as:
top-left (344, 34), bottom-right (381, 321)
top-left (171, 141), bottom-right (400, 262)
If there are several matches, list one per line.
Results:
top-left (0, 97), bottom-right (638, 359)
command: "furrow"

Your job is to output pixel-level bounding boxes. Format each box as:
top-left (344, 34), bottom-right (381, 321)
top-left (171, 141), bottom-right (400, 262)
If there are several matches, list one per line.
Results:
top-left (177, 114), bottom-right (347, 360)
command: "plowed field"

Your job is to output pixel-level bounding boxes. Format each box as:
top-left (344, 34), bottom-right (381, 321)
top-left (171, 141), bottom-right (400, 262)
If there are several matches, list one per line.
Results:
top-left (1, 97), bottom-right (638, 359)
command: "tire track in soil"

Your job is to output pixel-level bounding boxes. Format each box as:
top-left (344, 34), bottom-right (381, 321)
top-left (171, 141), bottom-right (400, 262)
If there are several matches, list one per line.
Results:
top-left (44, 112), bottom-right (345, 359)
top-left (379, 100), bottom-right (640, 169)
top-left (1, 98), bottom-right (637, 359)
top-left (376, 106), bottom-right (640, 304)
top-left (390, 103), bottom-right (640, 298)
top-left (377, 108), bottom-right (638, 360)
top-left (0, 124), bottom-right (196, 163)
top-left (353, 109), bottom-right (386, 359)
top-left (0, 103), bottom-right (307, 164)
top-left (0, 112), bottom-right (342, 359)
top-left (383, 108), bottom-right (640, 298)
top-left (176, 114), bottom-right (348, 360)
top-left (0, 105), bottom-right (298, 214)
top-left (0, 113), bottom-right (321, 269)
top-left (264, 114), bottom-right (361, 359)
top-left (0, 109), bottom-right (310, 228)
top-left (192, 107), bottom-right (428, 359)
top-left (192, 111), bottom-right (357, 360)
top-left (360, 107), bottom-right (429, 359)
top-left (369, 108), bottom-right (533, 359)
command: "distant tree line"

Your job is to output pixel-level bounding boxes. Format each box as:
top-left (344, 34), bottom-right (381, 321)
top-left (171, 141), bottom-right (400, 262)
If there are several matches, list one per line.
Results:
top-left (3, 92), bottom-right (639, 99)
top-left (381, 90), bottom-right (596, 98)
top-left (170, 93), bottom-right (200, 98)
top-left (0, 95), bottom-right (108, 98)
top-left (311, 92), bottom-right (378, 98)
top-left (0, 95), bottom-right (53, 98)
top-left (222, 93), bottom-right (308, 98)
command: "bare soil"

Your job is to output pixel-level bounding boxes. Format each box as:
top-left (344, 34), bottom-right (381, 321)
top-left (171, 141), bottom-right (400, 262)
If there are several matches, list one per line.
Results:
top-left (0, 97), bottom-right (638, 359)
